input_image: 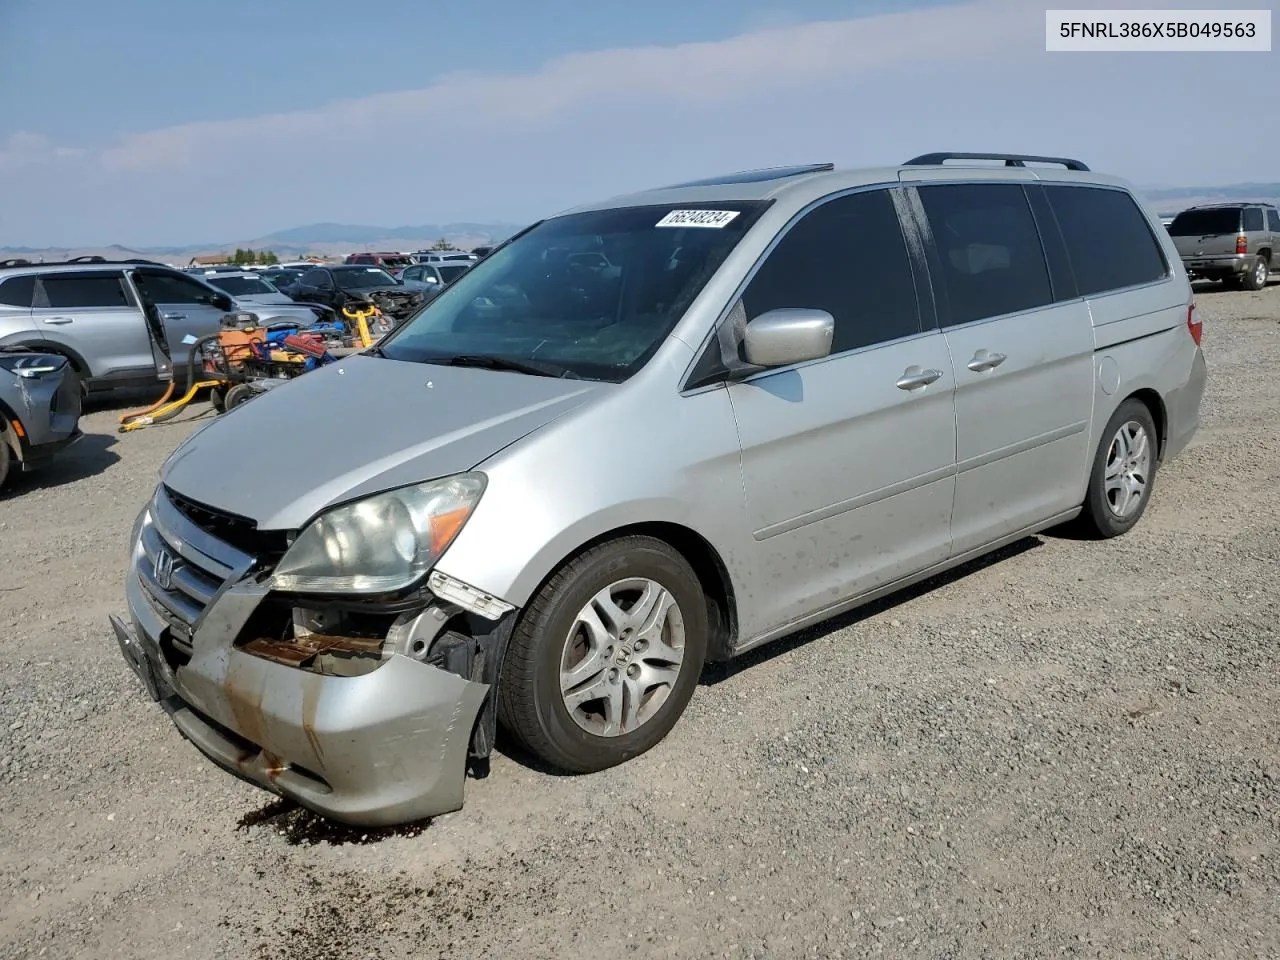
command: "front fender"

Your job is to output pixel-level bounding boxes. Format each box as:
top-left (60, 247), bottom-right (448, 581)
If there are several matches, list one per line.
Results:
top-left (435, 495), bottom-right (727, 609)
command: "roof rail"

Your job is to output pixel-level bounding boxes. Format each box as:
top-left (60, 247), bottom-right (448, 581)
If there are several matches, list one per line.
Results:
top-left (904, 152), bottom-right (1090, 172)
top-left (660, 163), bottom-right (836, 189)
top-left (0, 257), bottom-right (169, 270)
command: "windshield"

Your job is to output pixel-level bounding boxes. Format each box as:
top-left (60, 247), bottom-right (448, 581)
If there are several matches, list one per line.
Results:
top-left (378, 202), bottom-right (768, 382)
top-left (1169, 208), bottom-right (1241, 236)
top-left (207, 275), bottom-right (278, 296)
top-left (334, 267), bottom-right (398, 290)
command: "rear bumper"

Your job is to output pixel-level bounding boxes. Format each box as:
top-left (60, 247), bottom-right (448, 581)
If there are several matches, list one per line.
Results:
top-left (1181, 255), bottom-right (1250, 278)
top-left (113, 555), bottom-right (488, 827)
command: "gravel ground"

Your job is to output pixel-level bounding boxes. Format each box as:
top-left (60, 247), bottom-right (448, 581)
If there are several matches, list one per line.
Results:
top-left (1, 284), bottom-right (1277, 960)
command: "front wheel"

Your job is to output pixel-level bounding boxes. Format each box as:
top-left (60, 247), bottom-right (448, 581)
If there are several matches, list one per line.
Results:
top-left (497, 536), bottom-right (708, 773)
top-left (1078, 398), bottom-right (1159, 538)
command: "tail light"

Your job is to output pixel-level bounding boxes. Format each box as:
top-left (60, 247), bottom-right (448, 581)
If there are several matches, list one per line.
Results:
top-left (1236, 234), bottom-right (1248, 254)
top-left (1186, 302), bottom-right (1202, 346)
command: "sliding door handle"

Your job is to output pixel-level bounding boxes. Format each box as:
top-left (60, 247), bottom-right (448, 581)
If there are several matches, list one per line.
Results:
top-left (966, 350), bottom-right (1007, 373)
top-left (896, 366), bottom-right (943, 391)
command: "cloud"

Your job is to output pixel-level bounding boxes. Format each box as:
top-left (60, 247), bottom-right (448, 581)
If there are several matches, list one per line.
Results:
top-left (8, 0), bottom-right (1028, 180)
top-left (11, 0), bottom-right (1272, 246)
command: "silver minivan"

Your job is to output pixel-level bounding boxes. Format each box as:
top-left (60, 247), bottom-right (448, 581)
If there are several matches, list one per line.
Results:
top-left (112, 153), bottom-right (1207, 826)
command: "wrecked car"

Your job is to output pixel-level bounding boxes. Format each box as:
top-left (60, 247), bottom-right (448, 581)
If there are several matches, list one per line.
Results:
top-left (0, 346), bottom-right (83, 490)
top-left (111, 154), bottom-right (1205, 826)
top-left (280, 265), bottom-right (432, 323)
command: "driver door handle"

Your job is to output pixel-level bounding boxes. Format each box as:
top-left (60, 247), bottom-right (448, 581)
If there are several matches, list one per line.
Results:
top-left (162, 312), bottom-right (188, 320)
top-left (967, 349), bottom-right (1007, 373)
top-left (41, 316), bottom-right (73, 325)
top-left (896, 366), bottom-right (944, 391)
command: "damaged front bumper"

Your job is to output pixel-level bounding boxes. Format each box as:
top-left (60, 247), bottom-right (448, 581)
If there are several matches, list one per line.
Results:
top-left (110, 488), bottom-right (502, 827)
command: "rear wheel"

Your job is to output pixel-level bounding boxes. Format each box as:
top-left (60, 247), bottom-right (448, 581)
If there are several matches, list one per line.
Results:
top-left (497, 536), bottom-right (708, 773)
top-left (1078, 398), bottom-right (1158, 539)
top-left (1242, 255), bottom-right (1269, 291)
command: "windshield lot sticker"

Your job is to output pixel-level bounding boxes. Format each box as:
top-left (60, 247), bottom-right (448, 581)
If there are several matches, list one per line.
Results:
top-left (656, 209), bottom-right (741, 228)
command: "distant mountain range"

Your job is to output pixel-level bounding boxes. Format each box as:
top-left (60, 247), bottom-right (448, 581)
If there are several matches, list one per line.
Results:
top-left (0, 221), bottom-right (525, 265)
top-left (1144, 182), bottom-right (1280, 214)
top-left (5, 184), bottom-right (1280, 263)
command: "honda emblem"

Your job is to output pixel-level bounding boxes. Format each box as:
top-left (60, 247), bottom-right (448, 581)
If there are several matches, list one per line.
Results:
top-left (154, 548), bottom-right (177, 591)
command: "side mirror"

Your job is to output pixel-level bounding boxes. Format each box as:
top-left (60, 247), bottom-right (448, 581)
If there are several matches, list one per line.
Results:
top-left (742, 308), bottom-right (834, 368)
top-left (212, 293), bottom-right (234, 311)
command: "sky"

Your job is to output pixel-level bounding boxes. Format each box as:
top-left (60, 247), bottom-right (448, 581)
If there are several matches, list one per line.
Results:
top-left (0, 0), bottom-right (1275, 247)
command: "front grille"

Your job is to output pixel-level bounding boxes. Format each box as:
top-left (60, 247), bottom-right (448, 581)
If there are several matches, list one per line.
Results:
top-left (164, 486), bottom-right (288, 560)
top-left (136, 487), bottom-right (275, 656)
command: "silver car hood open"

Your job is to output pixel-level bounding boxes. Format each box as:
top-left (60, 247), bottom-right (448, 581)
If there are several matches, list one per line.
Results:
top-left (161, 354), bottom-right (605, 530)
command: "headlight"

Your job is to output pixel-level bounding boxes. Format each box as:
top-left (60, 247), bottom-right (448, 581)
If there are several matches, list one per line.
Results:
top-left (270, 473), bottom-right (486, 594)
top-left (0, 354), bottom-right (65, 378)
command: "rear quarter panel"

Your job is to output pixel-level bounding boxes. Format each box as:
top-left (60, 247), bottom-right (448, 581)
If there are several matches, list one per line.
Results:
top-left (1085, 272), bottom-right (1197, 475)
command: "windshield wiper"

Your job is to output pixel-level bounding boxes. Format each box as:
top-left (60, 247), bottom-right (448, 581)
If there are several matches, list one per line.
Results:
top-left (442, 354), bottom-right (581, 379)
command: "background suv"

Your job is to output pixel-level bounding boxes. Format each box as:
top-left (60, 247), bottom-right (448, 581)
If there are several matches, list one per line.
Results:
top-left (1167, 202), bottom-right (1278, 289)
top-left (0, 259), bottom-right (321, 395)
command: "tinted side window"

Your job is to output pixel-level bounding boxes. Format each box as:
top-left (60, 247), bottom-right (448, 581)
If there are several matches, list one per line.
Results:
top-left (41, 272), bottom-right (130, 308)
top-left (134, 271), bottom-right (218, 305)
top-left (742, 189), bottom-right (920, 353)
top-left (917, 183), bottom-right (1052, 326)
top-left (301, 269), bottom-right (331, 287)
top-left (1044, 185), bottom-right (1168, 296)
top-left (1242, 207), bottom-right (1264, 232)
top-left (1268, 209), bottom-right (1280, 232)
top-left (0, 275), bottom-right (36, 307)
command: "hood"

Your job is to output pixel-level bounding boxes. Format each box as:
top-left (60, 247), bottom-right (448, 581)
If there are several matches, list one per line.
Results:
top-left (234, 292), bottom-right (297, 305)
top-left (162, 354), bottom-right (606, 530)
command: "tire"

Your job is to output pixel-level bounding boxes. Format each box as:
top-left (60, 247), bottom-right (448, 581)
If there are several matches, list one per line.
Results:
top-left (209, 386), bottom-right (226, 414)
top-left (497, 536), bottom-right (708, 774)
top-left (1242, 255), bottom-right (1269, 291)
top-left (223, 383), bottom-right (255, 411)
top-left (1078, 398), bottom-right (1159, 539)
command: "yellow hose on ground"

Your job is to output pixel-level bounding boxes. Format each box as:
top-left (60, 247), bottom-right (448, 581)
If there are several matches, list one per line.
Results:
top-left (117, 380), bottom-right (176, 424)
top-left (119, 380), bottom-right (222, 433)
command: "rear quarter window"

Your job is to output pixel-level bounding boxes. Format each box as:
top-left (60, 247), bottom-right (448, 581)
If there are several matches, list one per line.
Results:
top-left (1268, 208), bottom-right (1280, 232)
top-left (1242, 208), bottom-right (1264, 232)
top-left (1044, 185), bottom-right (1168, 297)
top-left (0, 275), bottom-right (36, 307)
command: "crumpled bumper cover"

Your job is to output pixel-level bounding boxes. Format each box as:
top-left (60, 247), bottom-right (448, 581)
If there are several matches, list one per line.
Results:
top-left (112, 570), bottom-right (488, 827)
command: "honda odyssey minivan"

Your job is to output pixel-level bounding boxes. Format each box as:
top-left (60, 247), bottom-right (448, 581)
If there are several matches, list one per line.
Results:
top-left (111, 153), bottom-right (1207, 826)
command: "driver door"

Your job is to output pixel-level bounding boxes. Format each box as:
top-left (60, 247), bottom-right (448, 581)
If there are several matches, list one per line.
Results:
top-left (127, 269), bottom-right (231, 362)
